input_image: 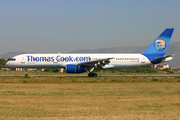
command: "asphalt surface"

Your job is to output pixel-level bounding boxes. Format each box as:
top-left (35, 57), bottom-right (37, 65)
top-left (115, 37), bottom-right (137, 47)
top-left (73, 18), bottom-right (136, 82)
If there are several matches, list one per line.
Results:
top-left (0, 75), bottom-right (179, 78)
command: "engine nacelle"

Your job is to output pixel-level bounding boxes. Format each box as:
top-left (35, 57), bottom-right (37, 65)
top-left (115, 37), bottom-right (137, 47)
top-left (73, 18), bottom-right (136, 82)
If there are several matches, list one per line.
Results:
top-left (66, 64), bottom-right (86, 73)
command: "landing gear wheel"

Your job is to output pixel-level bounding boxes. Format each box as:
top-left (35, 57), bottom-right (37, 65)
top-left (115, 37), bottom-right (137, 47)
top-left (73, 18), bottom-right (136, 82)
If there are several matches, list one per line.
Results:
top-left (88, 73), bottom-right (92, 77)
top-left (88, 73), bottom-right (97, 77)
top-left (93, 73), bottom-right (97, 77)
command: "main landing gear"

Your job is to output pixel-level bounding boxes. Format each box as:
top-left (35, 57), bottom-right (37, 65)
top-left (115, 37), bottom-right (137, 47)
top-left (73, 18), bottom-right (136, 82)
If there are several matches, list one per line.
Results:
top-left (24, 68), bottom-right (28, 76)
top-left (87, 67), bottom-right (97, 77)
top-left (88, 73), bottom-right (97, 77)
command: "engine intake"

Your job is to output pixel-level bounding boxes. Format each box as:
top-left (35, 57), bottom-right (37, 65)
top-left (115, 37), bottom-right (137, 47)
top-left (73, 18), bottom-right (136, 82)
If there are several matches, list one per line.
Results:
top-left (66, 64), bottom-right (86, 73)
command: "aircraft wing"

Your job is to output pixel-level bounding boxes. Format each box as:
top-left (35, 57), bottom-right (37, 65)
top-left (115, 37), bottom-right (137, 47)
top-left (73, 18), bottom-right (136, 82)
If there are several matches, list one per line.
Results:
top-left (79, 58), bottom-right (114, 68)
top-left (151, 55), bottom-right (174, 62)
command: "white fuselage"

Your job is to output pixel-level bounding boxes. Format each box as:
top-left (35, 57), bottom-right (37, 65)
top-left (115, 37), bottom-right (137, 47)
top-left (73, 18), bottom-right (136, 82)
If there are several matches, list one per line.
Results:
top-left (6, 53), bottom-right (152, 69)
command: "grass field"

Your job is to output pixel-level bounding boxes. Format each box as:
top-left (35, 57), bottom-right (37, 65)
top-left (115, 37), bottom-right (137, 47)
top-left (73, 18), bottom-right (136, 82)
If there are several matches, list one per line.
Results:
top-left (0, 77), bottom-right (180, 120)
top-left (0, 69), bottom-right (180, 77)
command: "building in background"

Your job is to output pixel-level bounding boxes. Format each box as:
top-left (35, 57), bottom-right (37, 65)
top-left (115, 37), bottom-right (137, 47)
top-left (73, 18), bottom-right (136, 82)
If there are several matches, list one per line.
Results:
top-left (153, 64), bottom-right (170, 70)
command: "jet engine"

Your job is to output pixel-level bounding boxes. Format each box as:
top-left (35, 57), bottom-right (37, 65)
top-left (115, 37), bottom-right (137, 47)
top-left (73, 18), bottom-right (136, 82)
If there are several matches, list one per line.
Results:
top-left (66, 64), bottom-right (86, 73)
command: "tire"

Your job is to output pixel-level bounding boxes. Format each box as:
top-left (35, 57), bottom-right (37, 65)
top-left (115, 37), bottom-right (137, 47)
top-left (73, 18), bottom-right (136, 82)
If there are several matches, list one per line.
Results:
top-left (88, 73), bottom-right (93, 77)
top-left (93, 73), bottom-right (97, 77)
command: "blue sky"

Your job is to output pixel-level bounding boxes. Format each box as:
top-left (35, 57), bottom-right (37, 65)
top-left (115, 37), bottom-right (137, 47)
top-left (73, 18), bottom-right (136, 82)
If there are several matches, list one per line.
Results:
top-left (0, 0), bottom-right (180, 54)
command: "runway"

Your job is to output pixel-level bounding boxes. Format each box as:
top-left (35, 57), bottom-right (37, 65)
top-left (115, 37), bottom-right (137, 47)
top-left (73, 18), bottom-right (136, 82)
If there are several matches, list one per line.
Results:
top-left (0, 75), bottom-right (179, 78)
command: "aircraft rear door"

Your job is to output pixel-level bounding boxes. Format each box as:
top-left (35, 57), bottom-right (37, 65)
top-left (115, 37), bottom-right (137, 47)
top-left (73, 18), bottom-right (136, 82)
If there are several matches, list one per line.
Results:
top-left (141, 57), bottom-right (145, 63)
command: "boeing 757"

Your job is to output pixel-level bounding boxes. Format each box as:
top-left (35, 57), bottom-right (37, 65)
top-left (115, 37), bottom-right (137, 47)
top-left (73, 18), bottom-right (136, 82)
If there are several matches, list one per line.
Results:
top-left (6, 28), bottom-right (174, 77)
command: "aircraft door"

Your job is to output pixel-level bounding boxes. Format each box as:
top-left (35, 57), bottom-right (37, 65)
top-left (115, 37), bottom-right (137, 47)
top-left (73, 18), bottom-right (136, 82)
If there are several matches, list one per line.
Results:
top-left (141, 57), bottom-right (145, 63)
top-left (111, 58), bottom-right (115, 63)
top-left (21, 57), bottom-right (25, 64)
top-left (53, 55), bottom-right (58, 64)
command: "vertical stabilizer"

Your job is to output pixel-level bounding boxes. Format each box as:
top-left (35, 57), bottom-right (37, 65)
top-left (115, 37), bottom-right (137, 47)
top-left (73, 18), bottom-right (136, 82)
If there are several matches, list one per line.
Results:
top-left (141, 28), bottom-right (174, 62)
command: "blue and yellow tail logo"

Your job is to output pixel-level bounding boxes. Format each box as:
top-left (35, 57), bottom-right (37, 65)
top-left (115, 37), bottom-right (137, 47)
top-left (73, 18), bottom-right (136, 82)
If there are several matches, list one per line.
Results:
top-left (154, 39), bottom-right (166, 51)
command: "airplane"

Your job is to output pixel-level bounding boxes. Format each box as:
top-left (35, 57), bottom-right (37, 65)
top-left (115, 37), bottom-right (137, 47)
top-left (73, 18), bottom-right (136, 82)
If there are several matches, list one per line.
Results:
top-left (6, 28), bottom-right (174, 77)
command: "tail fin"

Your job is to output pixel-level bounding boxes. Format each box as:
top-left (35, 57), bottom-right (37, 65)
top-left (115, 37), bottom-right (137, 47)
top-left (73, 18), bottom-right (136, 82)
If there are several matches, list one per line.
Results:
top-left (141, 28), bottom-right (174, 62)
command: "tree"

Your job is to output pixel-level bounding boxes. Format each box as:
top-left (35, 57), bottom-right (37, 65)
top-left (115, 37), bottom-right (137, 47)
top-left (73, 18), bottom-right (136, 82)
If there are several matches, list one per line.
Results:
top-left (0, 58), bottom-right (8, 68)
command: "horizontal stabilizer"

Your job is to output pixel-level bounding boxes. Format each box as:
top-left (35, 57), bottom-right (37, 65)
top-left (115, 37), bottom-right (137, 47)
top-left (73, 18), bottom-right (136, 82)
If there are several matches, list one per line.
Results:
top-left (151, 55), bottom-right (174, 62)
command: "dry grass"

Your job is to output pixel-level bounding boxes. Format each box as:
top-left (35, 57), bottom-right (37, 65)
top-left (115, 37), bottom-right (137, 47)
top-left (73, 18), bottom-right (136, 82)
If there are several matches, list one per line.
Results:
top-left (1, 70), bottom-right (180, 77)
top-left (0, 77), bottom-right (180, 120)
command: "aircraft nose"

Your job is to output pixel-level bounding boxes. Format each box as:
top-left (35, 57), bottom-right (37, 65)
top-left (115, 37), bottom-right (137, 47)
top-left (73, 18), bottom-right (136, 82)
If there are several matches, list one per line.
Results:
top-left (5, 61), bottom-right (10, 67)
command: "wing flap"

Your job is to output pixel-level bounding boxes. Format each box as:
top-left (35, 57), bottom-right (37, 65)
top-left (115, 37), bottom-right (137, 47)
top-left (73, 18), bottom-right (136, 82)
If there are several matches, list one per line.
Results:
top-left (79, 57), bottom-right (114, 67)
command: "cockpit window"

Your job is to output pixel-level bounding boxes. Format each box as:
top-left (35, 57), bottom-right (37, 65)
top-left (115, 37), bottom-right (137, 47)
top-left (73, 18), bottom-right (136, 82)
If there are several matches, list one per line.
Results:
top-left (9, 58), bottom-right (16, 61)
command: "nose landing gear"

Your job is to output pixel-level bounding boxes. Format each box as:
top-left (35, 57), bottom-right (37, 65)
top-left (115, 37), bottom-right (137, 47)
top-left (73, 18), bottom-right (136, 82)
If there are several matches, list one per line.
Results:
top-left (24, 68), bottom-right (28, 76)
